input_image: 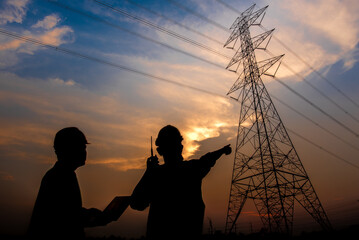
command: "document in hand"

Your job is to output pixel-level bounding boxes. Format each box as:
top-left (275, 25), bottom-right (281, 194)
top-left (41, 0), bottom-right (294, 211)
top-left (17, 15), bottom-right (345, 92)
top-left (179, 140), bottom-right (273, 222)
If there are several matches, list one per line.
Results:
top-left (104, 196), bottom-right (131, 221)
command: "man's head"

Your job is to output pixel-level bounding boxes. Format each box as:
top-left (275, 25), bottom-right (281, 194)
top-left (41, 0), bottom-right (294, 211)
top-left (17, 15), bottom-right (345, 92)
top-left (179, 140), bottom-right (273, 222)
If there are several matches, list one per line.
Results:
top-left (155, 125), bottom-right (183, 162)
top-left (54, 127), bottom-right (89, 169)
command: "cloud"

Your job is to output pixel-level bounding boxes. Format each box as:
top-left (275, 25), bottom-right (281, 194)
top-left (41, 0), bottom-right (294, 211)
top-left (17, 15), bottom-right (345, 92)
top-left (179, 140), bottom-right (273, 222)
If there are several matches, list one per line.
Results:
top-left (32, 14), bottom-right (61, 30)
top-left (183, 122), bottom-right (232, 157)
top-left (0, 26), bottom-right (74, 52)
top-left (37, 26), bottom-right (74, 46)
top-left (0, 14), bottom-right (74, 65)
top-left (0, 72), bottom-right (155, 169)
top-left (198, 0), bottom-right (359, 80)
top-left (0, 0), bottom-right (29, 25)
top-left (0, 39), bottom-right (23, 51)
top-left (7, 0), bottom-right (358, 172)
top-left (101, 43), bottom-right (238, 158)
top-left (0, 51), bottom-right (18, 68)
top-left (49, 77), bottom-right (76, 86)
top-left (341, 47), bottom-right (359, 71)
top-left (88, 157), bottom-right (145, 171)
top-left (280, 0), bottom-right (359, 51)
top-left (142, 73), bottom-right (236, 158)
top-left (0, 61), bottom-right (237, 171)
top-left (262, 0), bottom-right (359, 77)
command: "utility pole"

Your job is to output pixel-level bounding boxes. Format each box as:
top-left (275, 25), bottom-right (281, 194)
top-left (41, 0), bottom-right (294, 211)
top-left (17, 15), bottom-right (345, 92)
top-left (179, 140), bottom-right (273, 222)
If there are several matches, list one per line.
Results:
top-left (224, 4), bottom-right (332, 235)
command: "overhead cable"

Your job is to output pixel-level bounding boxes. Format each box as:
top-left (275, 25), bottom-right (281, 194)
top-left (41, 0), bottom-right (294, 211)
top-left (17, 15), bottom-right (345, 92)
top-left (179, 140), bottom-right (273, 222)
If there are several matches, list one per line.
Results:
top-left (50, 0), bottom-right (359, 142)
top-left (271, 95), bottom-right (359, 152)
top-left (91, 0), bottom-right (231, 59)
top-left (125, 0), bottom-right (223, 45)
top-left (273, 76), bottom-right (359, 138)
top-left (0, 28), bottom-right (226, 99)
top-left (215, 0), bottom-right (359, 109)
top-left (260, 25), bottom-right (359, 109)
top-left (1, 28), bottom-right (358, 170)
top-left (172, 0), bottom-right (359, 125)
top-left (287, 128), bottom-right (359, 170)
top-left (265, 49), bottom-right (359, 124)
top-left (99, 0), bottom-right (359, 131)
top-left (166, 0), bottom-right (229, 32)
top-left (46, 0), bottom-right (225, 69)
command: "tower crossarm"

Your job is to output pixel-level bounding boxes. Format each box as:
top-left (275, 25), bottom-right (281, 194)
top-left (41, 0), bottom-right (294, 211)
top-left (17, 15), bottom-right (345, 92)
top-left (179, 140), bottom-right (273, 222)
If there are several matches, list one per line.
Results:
top-left (257, 55), bottom-right (284, 76)
top-left (224, 5), bottom-right (268, 48)
top-left (228, 4), bottom-right (256, 31)
top-left (245, 6), bottom-right (268, 28)
top-left (227, 72), bottom-right (245, 95)
top-left (226, 29), bottom-right (275, 70)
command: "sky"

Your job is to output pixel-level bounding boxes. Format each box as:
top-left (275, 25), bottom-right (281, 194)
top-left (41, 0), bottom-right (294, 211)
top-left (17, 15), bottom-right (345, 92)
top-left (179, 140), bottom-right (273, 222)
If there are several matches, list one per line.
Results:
top-left (0, 0), bottom-right (359, 238)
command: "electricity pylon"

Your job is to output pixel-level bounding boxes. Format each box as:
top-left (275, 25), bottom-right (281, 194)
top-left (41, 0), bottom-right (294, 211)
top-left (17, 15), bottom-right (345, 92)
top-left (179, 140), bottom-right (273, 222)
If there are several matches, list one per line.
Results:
top-left (224, 4), bottom-right (332, 235)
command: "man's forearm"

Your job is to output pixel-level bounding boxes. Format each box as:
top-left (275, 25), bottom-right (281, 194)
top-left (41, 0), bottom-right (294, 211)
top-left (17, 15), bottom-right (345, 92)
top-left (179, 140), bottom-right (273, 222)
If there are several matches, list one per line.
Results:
top-left (200, 145), bottom-right (231, 166)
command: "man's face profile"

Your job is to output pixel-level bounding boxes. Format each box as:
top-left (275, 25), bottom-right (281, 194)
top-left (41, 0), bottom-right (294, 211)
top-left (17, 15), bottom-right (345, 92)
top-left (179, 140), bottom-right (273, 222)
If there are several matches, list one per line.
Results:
top-left (71, 143), bottom-right (87, 167)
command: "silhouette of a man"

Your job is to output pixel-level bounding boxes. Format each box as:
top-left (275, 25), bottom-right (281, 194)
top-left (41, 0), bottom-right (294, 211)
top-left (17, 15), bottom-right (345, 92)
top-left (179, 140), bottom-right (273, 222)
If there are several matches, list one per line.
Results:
top-left (28, 127), bottom-right (113, 239)
top-left (130, 125), bottom-right (232, 240)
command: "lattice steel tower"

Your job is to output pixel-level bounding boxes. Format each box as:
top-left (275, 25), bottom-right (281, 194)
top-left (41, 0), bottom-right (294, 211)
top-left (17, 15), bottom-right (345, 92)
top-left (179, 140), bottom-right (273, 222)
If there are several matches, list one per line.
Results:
top-left (224, 5), bottom-right (332, 235)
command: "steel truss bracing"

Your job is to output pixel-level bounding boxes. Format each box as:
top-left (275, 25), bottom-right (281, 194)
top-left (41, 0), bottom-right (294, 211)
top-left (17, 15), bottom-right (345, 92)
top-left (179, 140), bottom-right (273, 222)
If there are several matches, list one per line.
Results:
top-left (224, 4), bottom-right (332, 235)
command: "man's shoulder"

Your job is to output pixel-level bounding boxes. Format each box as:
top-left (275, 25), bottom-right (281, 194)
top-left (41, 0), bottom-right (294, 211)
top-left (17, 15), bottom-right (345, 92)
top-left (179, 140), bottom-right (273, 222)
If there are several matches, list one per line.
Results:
top-left (42, 164), bottom-right (56, 177)
top-left (42, 163), bottom-right (73, 184)
top-left (40, 167), bottom-right (58, 185)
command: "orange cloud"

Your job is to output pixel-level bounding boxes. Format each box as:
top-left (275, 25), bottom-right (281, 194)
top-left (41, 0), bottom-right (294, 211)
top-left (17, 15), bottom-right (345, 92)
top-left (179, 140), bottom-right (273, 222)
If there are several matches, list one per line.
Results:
top-left (0, 66), bottom-right (236, 172)
top-left (88, 157), bottom-right (145, 171)
top-left (0, 14), bottom-right (73, 56)
top-left (264, 0), bottom-right (359, 75)
top-left (281, 0), bottom-right (359, 51)
top-left (32, 14), bottom-right (61, 30)
top-left (0, 0), bottom-right (29, 25)
top-left (37, 26), bottom-right (74, 46)
top-left (0, 39), bottom-right (23, 51)
top-left (0, 171), bottom-right (14, 181)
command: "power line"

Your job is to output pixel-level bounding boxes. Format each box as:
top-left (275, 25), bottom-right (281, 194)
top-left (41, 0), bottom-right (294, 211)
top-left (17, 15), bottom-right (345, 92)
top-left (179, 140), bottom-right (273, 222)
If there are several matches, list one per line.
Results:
top-left (1, 28), bottom-right (358, 171)
top-left (271, 95), bottom-right (359, 152)
top-left (0, 28), bottom-right (226, 99)
top-left (273, 76), bottom-right (359, 138)
top-left (52, 1), bottom-right (359, 140)
top-left (124, 0), bottom-right (224, 45)
top-left (85, 1), bottom-right (359, 152)
top-left (215, 0), bottom-right (359, 109)
top-left (166, 0), bottom-right (359, 137)
top-left (108, 0), bottom-right (359, 149)
top-left (214, 0), bottom-right (242, 15)
top-left (259, 25), bottom-right (359, 110)
top-left (49, 0), bottom-right (359, 148)
top-left (71, 2), bottom-right (359, 149)
top-left (265, 49), bottom-right (359, 124)
top-left (167, 0), bottom-right (229, 32)
top-left (46, 0), bottom-right (225, 69)
top-left (91, 0), bottom-right (231, 60)
top-left (93, 0), bottom-right (359, 131)
top-left (287, 128), bottom-right (359, 170)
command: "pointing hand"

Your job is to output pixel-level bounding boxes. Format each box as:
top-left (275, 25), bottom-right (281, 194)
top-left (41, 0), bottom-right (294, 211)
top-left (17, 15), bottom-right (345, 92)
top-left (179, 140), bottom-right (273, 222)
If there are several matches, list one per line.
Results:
top-left (223, 144), bottom-right (232, 155)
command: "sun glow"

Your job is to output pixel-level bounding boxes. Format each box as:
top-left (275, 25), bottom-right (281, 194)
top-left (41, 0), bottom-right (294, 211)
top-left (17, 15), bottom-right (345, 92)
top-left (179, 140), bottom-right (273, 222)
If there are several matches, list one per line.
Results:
top-left (182, 123), bottom-right (228, 158)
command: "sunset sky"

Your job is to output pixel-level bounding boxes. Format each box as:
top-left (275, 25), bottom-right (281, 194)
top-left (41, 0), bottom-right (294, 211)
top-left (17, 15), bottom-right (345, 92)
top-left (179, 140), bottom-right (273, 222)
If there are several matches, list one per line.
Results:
top-left (0, 0), bottom-right (359, 238)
